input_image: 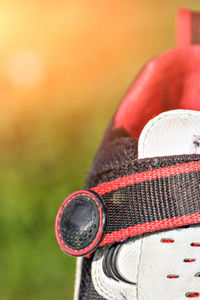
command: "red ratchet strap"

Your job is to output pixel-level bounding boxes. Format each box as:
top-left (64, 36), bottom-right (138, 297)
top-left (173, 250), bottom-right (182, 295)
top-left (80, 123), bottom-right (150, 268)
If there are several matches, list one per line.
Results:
top-left (91, 154), bottom-right (200, 247)
top-left (176, 9), bottom-right (200, 47)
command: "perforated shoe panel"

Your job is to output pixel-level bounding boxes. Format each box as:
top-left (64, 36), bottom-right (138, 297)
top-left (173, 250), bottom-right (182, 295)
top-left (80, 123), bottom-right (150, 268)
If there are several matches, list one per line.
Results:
top-left (92, 226), bottom-right (200, 300)
top-left (138, 226), bottom-right (200, 300)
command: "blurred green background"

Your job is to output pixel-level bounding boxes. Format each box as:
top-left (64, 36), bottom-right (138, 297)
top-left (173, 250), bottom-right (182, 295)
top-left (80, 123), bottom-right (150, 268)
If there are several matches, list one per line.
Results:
top-left (0, 1), bottom-right (200, 299)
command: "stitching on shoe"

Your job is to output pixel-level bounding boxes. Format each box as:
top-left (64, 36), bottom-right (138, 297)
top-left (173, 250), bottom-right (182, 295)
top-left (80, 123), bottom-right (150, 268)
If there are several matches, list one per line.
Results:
top-left (92, 254), bottom-right (120, 299)
top-left (92, 249), bottom-right (135, 300)
top-left (92, 249), bottom-right (118, 299)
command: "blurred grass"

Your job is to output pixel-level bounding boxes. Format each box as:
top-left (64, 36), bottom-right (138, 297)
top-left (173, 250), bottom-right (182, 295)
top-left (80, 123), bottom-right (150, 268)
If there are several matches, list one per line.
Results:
top-left (0, 92), bottom-right (117, 300)
top-left (0, 1), bottom-right (200, 300)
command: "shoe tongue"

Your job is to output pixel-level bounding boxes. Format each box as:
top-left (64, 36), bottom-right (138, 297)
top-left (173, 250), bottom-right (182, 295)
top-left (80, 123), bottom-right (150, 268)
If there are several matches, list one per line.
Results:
top-left (138, 109), bottom-right (200, 159)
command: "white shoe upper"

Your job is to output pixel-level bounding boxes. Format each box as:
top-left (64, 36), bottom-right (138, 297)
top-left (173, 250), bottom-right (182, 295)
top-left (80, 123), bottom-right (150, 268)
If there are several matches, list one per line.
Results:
top-left (91, 109), bottom-right (200, 300)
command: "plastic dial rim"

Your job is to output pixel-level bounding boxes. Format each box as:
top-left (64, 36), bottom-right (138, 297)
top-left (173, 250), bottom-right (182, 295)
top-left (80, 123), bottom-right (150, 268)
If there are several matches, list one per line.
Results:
top-left (55, 189), bottom-right (107, 256)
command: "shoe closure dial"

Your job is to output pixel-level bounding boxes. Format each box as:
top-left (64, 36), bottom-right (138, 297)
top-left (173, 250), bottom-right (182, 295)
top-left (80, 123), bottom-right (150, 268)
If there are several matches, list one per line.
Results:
top-left (55, 190), bottom-right (107, 256)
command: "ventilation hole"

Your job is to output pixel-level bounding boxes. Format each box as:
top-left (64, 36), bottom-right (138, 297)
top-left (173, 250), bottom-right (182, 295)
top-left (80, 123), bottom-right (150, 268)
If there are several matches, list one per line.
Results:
top-left (195, 272), bottom-right (200, 277)
top-left (167, 274), bottom-right (179, 279)
top-left (191, 243), bottom-right (200, 247)
top-left (184, 258), bottom-right (196, 263)
top-left (161, 238), bottom-right (174, 243)
top-left (185, 292), bottom-right (200, 298)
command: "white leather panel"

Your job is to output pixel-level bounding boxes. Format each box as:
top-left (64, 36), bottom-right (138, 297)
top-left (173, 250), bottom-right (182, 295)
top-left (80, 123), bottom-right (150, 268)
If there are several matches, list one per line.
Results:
top-left (138, 109), bottom-right (200, 158)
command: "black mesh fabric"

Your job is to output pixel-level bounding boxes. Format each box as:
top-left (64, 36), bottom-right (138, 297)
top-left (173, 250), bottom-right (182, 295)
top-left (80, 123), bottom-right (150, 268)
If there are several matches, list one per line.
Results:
top-left (78, 128), bottom-right (138, 300)
top-left (86, 135), bottom-right (138, 188)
